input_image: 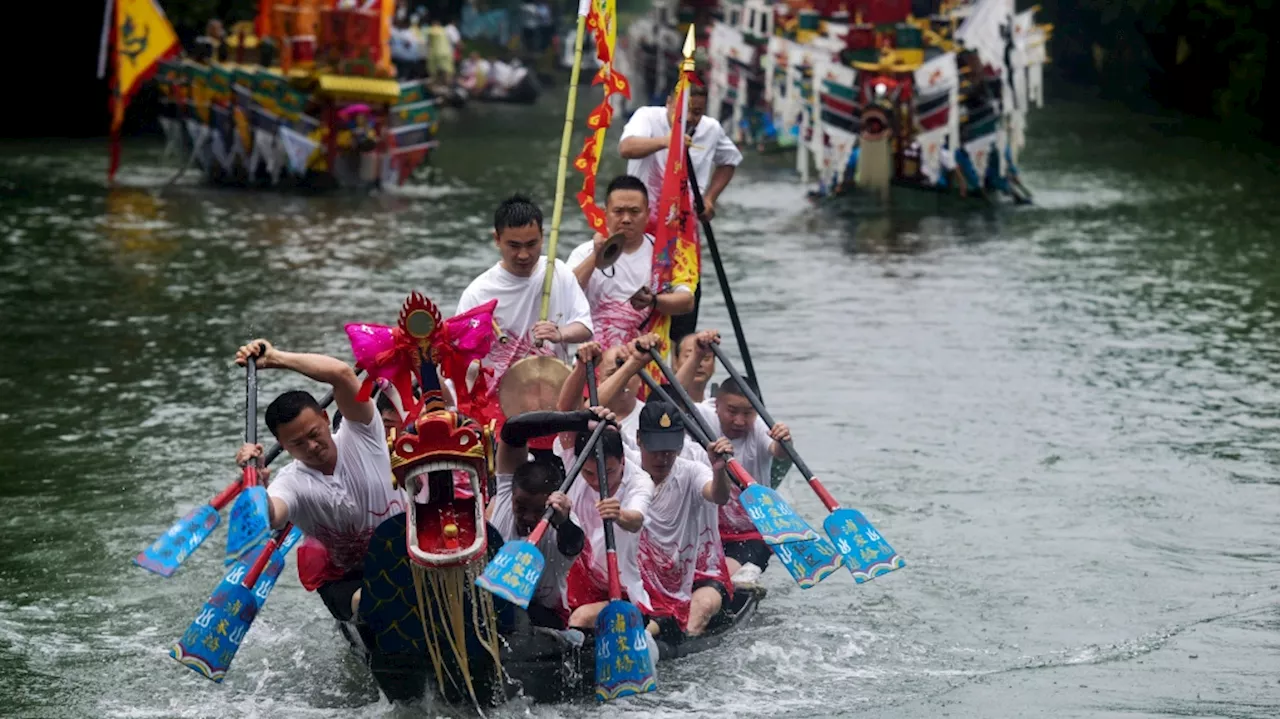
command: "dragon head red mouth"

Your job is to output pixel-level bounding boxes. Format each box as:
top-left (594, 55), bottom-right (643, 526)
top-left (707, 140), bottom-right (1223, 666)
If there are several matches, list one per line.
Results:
top-left (391, 410), bottom-right (493, 568)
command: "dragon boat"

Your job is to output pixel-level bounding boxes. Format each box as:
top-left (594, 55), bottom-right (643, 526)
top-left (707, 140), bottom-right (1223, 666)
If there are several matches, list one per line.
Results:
top-left (334, 292), bottom-right (767, 707)
top-left (622, 0), bottom-right (1051, 206)
top-left (133, 1), bottom-right (439, 191)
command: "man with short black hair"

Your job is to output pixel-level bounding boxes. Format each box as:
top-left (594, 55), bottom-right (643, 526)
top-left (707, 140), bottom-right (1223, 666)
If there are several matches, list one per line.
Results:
top-left (562, 423), bottom-right (655, 631)
top-left (567, 175), bottom-right (695, 352)
top-left (232, 338), bottom-right (399, 624)
top-left (488, 408), bottom-right (604, 629)
top-left (456, 194), bottom-right (594, 387)
top-left (694, 373), bottom-right (792, 585)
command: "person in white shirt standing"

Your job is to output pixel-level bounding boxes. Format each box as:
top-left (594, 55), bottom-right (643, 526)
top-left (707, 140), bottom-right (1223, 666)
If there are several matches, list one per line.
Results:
top-left (619, 81), bottom-right (743, 345)
top-left (567, 175), bottom-right (695, 353)
top-left (456, 194), bottom-right (594, 391)
top-left (619, 82), bottom-right (743, 226)
top-left (232, 339), bottom-right (399, 625)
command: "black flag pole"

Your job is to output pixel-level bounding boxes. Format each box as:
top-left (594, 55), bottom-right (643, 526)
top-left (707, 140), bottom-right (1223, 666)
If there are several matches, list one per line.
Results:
top-left (684, 147), bottom-right (760, 397)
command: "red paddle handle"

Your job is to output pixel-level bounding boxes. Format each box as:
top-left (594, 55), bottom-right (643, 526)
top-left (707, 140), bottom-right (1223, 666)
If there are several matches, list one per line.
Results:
top-left (209, 479), bottom-right (245, 511)
top-left (808, 477), bottom-right (841, 512)
top-left (241, 523), bottom-right (292, 589)
top-left (606, 550), bottom-right (622, 600)
top-left (527, 517), bottom-right (551, 546)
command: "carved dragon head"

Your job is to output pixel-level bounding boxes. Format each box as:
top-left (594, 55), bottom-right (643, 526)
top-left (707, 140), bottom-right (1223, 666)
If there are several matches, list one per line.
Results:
top-left (391, 409), bottom-right (493, 568)
top-left (349, 291), bottom-right (497, 569)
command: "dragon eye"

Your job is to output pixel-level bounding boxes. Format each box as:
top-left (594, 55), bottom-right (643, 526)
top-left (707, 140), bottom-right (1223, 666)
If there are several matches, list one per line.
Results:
top-left (401, 441), bottom-right (414, 454)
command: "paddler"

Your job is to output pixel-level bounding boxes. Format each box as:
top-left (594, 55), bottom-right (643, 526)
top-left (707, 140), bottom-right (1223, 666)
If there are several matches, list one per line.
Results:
top-left (564, 427), bottom-right (655, 632)
top-left (556, 339), bottom-right (709, 465)
top-left (633, 400), bottom-right (734, 639)
top-left (231, 339), bottom-right (400, 625)
top-left (678, 330), bottom-right (792, 585)
top-left (456, 194), bottom-right (594, 390)
top-left (566, 175), bottom-right (695, 352)
top-left (674, 330), bottom-right (717, 404)
top-left (486, 408), bottom-right (619, 630)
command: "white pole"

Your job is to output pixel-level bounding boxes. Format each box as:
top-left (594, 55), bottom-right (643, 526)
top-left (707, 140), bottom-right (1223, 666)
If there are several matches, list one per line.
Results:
top-left (97, 0), bottom-right (114, 79)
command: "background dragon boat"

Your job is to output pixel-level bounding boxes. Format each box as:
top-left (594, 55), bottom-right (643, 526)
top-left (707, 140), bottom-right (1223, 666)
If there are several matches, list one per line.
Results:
top-left (621, 0), bottom-right (1051, 205)
top-left (116, 0), bottom-right (439, 191)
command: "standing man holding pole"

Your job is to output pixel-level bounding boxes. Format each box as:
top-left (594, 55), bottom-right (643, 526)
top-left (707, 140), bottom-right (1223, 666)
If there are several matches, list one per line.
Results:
top-left (618, 78), bottom-right (743, 346)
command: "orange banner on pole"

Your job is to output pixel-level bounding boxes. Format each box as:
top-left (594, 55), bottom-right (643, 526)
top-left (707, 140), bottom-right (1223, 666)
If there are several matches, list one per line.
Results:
top-left (573, 0), bottom-right (630, 231)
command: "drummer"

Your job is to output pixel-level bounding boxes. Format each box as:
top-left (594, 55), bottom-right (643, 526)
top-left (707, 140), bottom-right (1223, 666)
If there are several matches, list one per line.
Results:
top-left (456, 194), bottom-right (594, 391)
top-left (567, 175), bottom-right (695, 352)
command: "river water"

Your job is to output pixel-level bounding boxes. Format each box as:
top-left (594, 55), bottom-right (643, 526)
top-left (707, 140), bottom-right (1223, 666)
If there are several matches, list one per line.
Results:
top-left (2, 87), bottom-right (1279, 719)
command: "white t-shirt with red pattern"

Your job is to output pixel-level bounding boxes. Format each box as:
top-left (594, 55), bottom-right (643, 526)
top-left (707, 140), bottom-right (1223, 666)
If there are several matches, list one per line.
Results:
top-left (268, 413), bottom-right (402, 573)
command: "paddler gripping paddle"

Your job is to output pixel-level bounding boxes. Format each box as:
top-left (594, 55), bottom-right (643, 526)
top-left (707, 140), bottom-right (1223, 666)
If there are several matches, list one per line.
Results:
top-left (644, 347), bottom-right (820, 546)
top-left (225, 354), bottom-right (272, 565)
top-left (132, 377), bottom-right (333, 578)
top-left (629, 354), bottom-right (841, 589)
top-left (587, 358), bottom-right (657, 702)
top-left (707, 343), bottom-right (904, 583)
top-left (171, 521), bottom-right (304, 682)
top-left (474, 417), bottom-right (609, 608)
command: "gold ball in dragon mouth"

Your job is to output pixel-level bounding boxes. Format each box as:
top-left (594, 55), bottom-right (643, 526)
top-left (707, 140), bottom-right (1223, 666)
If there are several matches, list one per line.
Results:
top-left (443, 523), bottom-right (459, 538)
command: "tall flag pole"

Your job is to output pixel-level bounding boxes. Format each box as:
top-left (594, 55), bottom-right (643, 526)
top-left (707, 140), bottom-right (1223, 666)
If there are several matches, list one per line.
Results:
top-left (642, 25), bottom-right (700, 381)
top-left (572, 0), bottom-right (632, 233)
top-left (107, 0), bottom-right (179, 182)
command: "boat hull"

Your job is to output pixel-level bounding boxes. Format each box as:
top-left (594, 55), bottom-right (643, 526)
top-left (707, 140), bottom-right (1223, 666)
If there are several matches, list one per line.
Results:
top-left (347, 514), bottom-right (767, 706)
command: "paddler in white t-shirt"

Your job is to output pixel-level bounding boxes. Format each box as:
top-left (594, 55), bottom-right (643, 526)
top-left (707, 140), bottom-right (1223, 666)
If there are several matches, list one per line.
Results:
top-left (619, 82), bottom-right (743, 227)
top-left (488, 409), bottom-right (618, 630)
top-left (456, 194), bottom-right (594, 390)
top-left (674, 330), bottom-right (717, 404)
top-left (677, 331), bottom-right (791, 585)
top-left (634, 400), bottom-right (734, 638)
top-left (231, 339), bottom-right (399, 625)
top-left (564, 427), bottom-right (655, 631)
top-left (566, 175), bottom-right (695, 352)
top-left (556, 339), bottom-right (709, 466)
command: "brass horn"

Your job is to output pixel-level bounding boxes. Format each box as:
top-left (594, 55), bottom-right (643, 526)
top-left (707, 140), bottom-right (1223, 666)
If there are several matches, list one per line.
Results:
top-left (595, 232), bottom-right (626, 269)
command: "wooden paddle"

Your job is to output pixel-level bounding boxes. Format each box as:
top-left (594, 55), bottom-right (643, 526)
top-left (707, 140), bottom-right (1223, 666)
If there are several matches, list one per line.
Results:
top-left (706, 343), bottom-right (904, 583)
top-left (474, 417), bottom-right (608, 608)
top-left (586, 358), bottom-right (657, 702)
top-left (171, 522), bottom-right (304, 682)
top-left (629, 364), bottom-right (842, 590)
top-left (225, 356), bottom-right (272, 565)
top-left (132, 384), bottom-right (332, 578)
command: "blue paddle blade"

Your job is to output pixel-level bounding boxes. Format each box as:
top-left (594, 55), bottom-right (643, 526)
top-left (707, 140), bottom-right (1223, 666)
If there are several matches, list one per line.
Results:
top-left (172, 527), bottom-right (303, 682)
top-left (823, 508), bottom-right (904, 583)
top-left (770, 536), bottom-right (844, 589)
top-left (595, 599), bottom-right (657, 702)
top-left (134, 504), bottom-right (221, 577)
top-left (474, 539), bottom-right (544, 609)
top-left (225, 486), bottom-right (271, 565)
top-left (740, 485), bottom-right (820, 545)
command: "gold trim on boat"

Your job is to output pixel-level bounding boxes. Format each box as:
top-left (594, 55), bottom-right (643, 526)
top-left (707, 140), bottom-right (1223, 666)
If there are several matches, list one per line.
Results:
top-left (315, 74), bottom-right (401, 103)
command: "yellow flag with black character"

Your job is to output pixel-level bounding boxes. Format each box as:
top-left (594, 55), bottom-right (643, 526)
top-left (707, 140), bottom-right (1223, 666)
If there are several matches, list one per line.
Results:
top-left (108, 0), bottom-right (179, 181)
